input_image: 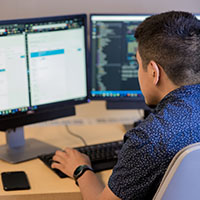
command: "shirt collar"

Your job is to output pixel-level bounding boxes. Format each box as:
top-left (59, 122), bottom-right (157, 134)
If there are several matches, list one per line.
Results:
top-left (154, 84), bottom-right (200, 112)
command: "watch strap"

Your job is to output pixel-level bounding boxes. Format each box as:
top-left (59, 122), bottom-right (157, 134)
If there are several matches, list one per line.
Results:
top-left (73, 165), bottom-right (94, 186)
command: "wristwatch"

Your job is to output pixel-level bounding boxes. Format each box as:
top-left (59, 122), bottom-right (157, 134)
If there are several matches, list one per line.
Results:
top-left (73, 165), bottom-right (94, 186)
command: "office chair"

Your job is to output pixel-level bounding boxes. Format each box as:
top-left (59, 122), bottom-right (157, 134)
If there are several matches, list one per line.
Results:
top-left (153, 142), bottom-right (200, 200)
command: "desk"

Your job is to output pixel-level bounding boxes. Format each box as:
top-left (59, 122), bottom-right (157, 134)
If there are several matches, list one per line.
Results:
top-left (0, 123), bottom-right (125, 200)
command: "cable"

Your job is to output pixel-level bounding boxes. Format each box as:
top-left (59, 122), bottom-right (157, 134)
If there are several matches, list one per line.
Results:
top-left (65, 125), bottom-right (87, 146)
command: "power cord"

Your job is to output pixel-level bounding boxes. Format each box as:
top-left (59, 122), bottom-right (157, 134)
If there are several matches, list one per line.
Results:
top-left (65, 125), bottom-right (87, 146)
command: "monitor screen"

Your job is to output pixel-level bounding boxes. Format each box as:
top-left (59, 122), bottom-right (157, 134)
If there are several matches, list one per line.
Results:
top-left (0, 14), bottom-right (88, 130)
top-left (0, 14), bottom-right (89, 163)
top-left (90, 14), bottom-right (150, 109)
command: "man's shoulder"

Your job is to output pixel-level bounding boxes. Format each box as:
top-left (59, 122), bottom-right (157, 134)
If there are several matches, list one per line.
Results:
top-left (125, 101), bottom-right (200, 145)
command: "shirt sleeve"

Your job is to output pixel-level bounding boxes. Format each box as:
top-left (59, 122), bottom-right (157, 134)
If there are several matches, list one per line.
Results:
top-left (108, 130), bottom-right (164, 200)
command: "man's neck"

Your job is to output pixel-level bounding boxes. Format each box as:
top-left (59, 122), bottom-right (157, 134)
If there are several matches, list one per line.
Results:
top-left (158, 80), bottom-right (180, 102)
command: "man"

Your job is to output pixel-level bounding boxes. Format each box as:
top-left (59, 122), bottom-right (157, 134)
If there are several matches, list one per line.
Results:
top-left (52, 11), bottom-right (200, 199)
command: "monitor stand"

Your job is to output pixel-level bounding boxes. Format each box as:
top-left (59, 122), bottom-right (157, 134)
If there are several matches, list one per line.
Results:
top-left (106, 100), bottom-right (152, 131)
top-left (0, 127), bottom-right (61, 163)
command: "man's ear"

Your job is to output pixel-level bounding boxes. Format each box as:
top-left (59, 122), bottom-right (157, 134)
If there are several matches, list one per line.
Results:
top-left (148, 60), bottom-right (160, 85)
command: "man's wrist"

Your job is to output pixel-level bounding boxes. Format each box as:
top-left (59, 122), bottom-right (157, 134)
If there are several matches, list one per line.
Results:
top-left (73, 164), bottom-right (94, 186)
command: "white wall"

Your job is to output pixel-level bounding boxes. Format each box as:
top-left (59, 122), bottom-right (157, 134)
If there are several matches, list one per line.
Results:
top-left (0, 0), bottom-right (199, 20)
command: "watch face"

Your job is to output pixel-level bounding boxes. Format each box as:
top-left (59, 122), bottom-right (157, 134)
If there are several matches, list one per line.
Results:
top-left (73, 165), bottom-right (93, 179)
top-left (73, 165), bottom-right (94, 186)
top-left (74, 165), bottom-right (83, 177)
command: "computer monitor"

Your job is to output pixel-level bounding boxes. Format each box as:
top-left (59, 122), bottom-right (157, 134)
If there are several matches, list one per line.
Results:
top-left (90, 14), bottom-right (150, 110)
top-left (0, 14), bottom-right (89, 163)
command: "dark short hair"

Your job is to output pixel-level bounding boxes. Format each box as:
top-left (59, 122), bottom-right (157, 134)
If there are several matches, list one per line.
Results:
top-left (135, 11), bottom-right (200, 86)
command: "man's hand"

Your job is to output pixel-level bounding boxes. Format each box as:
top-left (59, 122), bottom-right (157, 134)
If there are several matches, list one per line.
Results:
top-left (51, 148), bottom-right (91, 178)
top-left (51, 148), bottom-right (120, 200)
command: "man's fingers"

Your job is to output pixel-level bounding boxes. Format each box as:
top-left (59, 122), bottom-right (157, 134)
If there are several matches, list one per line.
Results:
top-left (53, 154), bottom-right (66, 164)
top-left (55, 150), bottom-right (67, 157)
top-left (51, 162), bottom-right (65, 172)
top-left (64, 147), bottom-right (75, 153)
top-left (52, 150), bottom-right (68, 164)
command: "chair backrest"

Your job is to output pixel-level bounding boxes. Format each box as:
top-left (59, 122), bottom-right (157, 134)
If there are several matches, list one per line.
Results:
top-left (153, 142), bottom-right (200, 200)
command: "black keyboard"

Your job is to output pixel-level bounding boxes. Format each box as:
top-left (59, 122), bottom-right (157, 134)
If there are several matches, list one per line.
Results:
top-left (38, 140), bottom-right (123, 178)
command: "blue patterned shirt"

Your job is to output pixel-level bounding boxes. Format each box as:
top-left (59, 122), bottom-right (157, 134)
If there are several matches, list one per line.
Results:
top-left (108, 84), bottom-right (200, 200)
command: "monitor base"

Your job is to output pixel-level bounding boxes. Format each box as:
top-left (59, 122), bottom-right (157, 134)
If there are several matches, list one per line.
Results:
top-left (0, 138), bottom-right (60, 164)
